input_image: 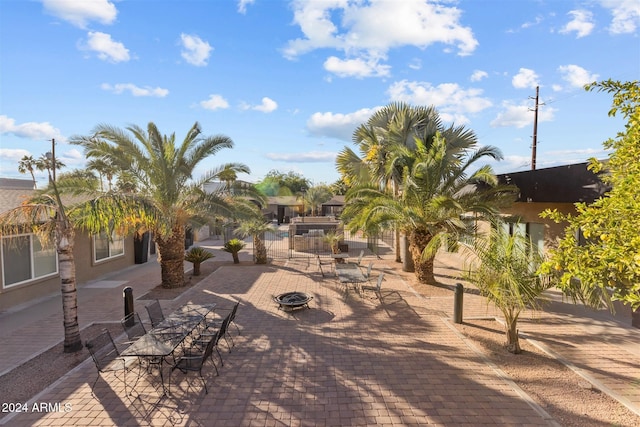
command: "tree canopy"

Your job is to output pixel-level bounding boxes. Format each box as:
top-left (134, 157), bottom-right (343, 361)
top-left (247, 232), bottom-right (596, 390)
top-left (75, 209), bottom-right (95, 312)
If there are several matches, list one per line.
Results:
top-left (541, 80), bottom-right (640, 309)
top-left (255, 170), bottom-right (310, 196)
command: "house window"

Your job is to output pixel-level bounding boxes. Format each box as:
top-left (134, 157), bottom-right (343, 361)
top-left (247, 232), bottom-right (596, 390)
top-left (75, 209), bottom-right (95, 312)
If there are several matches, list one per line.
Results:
top-left (2, 234), bottom-right (57, 288)
top-left (499, 221), bottom-right (544, 254)
top-left (93, 231), bottom-right (124, 263)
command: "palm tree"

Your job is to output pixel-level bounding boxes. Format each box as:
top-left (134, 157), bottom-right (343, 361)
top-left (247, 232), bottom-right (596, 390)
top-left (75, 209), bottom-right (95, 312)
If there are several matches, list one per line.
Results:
top-left (18, 155), bottom-right (38, 187)
top-left (86, 158), bottom-right (118, 191)
top-left (338, 102), bottom-right (477, 266)
top-left (71, 121), bottom-right (261, 288)
top-left (223, 238), bottom-right (246, 264)
top-left (35, 154), bottom-right (66, 179)
top-left (463, 221), bottom-right (551, 353)
top-left (185, 246), bottom-right (215, 276)
top-left (342, 132), bottom-right (514, 284)
top-left (235, 218), bottom-right (275, 264)
top-left (301, 185), bottom-right (333, 216)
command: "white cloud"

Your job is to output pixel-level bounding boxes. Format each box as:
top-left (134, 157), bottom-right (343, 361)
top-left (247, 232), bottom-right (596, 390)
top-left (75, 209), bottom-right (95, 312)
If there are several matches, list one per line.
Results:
top-left (42, 0), bottom-right (117, 28)
top-left (600, 0), bottom-right (640, 34)
top-left (265, 151), bottom-right (337, 163)
top-left (83, 31), bottom-right (130, 62)
top-left (200, 94), bottom-right (229, 111)
top-left (0, 115), bottom-right (64, 140)
top-left (408, 58), bottom-right (422, 70)
top-left (0, 148), bottom-right (31, 162)
top-left (560, 10), bottom-right (595, 38)
top-left (242, 97), bottom-right (278, 113)
top-left (387, 80), bottom-right (492, 123)
top-left (557, 64), bottom-right (599, 88)
top-left (512, 68), bottom-right (539, 89)
top-left (470, 70), bottom-right (488, 82)
top-left (490, 100), bottom-right (556, 128)
top-left (283, 0), bottom-right (478, 78)
top-left (323, 55), bottom-right (391, 78)
top-left (237, 0), bottom-right (255, 14)
top-left (180, 34), bottom-right (212, 66)
top-left (520, 15), bottom-right (544, 29)
top-left (101, 83), bottom-right (169, 97)
top-left (307, 108), bottom-right (379, 141)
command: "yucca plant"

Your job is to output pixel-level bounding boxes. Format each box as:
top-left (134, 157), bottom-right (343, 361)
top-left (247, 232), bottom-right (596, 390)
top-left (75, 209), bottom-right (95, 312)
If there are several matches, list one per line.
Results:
top-left (184, 246), bottom-right (215, 276)
top-left (223, 238), bottom-right (246, 264)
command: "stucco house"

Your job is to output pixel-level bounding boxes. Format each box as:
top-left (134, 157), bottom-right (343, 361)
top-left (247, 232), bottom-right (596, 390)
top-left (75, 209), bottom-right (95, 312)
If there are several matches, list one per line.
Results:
top-left (493, 162), bottom-right (609, 252)
top-left (0, 178), bottom-right (138, 312)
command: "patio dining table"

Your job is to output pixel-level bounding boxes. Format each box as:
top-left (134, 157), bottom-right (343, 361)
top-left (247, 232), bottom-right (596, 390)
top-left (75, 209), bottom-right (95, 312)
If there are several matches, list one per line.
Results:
top-left (335, 263), bottom-right (367, 293)
top-left (121, 303), bottom-right (216, 394)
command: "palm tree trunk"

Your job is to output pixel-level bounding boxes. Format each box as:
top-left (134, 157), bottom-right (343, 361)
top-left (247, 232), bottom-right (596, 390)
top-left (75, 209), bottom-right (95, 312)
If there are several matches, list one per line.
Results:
top-left (57, 223), bottom-right (82, 353)
top-left (255, 235), bottom-right (267, 264)
top-left (505, 312), bottom-right (522, 354)
top-left (155, 225), bottom-right (186, 288)
top-left (409, 228), bottom-right (436, 284)
top-left (395, 227), bottom-right (402, 263)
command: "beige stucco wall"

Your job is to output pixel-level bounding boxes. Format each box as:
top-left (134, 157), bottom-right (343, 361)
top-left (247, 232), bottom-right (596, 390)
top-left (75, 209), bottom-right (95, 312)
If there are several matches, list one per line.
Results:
top-left (499, 202), bottom-right (577, 250)
top-left (0, 233), bottom-right (136, 312)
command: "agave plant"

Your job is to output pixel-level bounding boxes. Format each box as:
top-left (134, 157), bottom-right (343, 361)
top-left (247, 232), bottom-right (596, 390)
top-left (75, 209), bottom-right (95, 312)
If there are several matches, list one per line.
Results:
top-left (184, 246), bottom-right (215, 276)
top-left (223, 238), bottom-right (246, 264)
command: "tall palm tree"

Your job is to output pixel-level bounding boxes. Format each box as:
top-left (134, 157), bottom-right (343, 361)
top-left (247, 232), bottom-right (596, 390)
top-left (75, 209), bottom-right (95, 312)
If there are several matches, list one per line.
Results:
top-left (86, 158), bottom-right (117, 191)
top-left (342, 133), bottom-right (514, 284)
top-left (338, 102), bottom-right (479, 266)
top-left (71, 121), bottom-right (261, 288)
top-left (18, 155), bottom-right (38, 187)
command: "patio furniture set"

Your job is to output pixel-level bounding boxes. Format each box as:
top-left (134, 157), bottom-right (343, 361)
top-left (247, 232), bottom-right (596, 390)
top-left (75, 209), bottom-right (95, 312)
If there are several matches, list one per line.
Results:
top-left (85, 299), bottom-right (240, 397)
top-left (317, 250), bottom-right (384, 296)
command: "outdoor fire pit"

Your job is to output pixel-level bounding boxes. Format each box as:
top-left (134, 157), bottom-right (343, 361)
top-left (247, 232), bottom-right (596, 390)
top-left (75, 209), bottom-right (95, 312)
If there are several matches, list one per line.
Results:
top-left (274, 292), bottom-right (313, 311)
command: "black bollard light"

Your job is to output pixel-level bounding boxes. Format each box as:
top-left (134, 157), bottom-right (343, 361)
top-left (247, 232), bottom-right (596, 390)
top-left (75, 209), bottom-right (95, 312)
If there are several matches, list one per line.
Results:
top-left (123, 286), bottom-right (134, 326)
top-left (453, 283), bottom-right (464, 324)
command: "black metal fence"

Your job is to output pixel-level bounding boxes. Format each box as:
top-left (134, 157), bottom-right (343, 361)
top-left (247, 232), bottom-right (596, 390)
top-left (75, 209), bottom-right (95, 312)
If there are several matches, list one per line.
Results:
top-left (263, 226), bottom-right (395, 259)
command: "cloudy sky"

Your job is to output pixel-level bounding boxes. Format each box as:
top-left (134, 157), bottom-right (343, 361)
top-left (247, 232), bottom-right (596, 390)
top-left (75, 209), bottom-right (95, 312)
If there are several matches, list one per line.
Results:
top-left (1, 0), bottom-right (638, 187)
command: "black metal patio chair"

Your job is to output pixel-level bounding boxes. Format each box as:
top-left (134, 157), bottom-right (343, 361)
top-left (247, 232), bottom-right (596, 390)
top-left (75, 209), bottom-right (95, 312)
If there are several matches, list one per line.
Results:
top-left (145, 299), bottom-right (165, 328)
top-left (121, 311), bottom-right (147, 343)
top-left (170, 330), bottom-right (220, 394)
top-left (86, 329), bottom-right (139, 396)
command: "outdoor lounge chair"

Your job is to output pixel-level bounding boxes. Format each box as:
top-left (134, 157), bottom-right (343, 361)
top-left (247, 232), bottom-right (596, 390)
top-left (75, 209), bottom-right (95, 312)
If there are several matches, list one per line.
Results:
top-left (86, 329), bottom-right (139, 396)
top-left (316, 255), bottom-right (333, 277)
top-left (362, 273), bottom-right (384, 295)
top-left (145, 299), bottom-right (165, 328)
top-left (170, 330), bottom-right (219, 394)
top-left (363, 261), bottom-right (373, 279)
top-left (346, 249), bottom-right (364, 267)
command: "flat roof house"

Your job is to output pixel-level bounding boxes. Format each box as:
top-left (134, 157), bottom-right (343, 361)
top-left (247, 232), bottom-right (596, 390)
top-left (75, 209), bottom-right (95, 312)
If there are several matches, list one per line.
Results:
top-left (0, 179), bottom-right (138, 312)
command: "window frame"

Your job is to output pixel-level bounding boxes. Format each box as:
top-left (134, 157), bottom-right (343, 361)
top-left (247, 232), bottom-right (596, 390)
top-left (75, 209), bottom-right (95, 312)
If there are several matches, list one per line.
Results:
top-left (92, 231), bottom-right (125, 264)
top-left (1, 233), bottom-right (58, 289)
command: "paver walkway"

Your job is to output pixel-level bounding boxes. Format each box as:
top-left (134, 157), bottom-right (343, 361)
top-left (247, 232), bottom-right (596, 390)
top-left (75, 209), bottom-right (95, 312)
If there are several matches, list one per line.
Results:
top-left (0, 239), bottom-right (639, 426)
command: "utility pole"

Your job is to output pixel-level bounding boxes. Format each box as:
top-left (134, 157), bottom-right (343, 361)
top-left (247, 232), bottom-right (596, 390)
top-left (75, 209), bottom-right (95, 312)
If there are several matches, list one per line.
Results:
top-left (530, 86), bottom-right (540, 170)
top-left (51, 138), bottom-right (56, 182)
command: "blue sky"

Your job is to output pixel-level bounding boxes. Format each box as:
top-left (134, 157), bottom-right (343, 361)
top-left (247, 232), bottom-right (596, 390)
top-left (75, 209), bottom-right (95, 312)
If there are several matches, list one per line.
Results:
top-left (1, 0), bottom-right (638, 188)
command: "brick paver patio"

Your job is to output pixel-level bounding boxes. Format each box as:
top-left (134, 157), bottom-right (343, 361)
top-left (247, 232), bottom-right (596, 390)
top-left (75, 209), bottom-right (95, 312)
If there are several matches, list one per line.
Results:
top-left (1, 240), bottom-right (639, 426)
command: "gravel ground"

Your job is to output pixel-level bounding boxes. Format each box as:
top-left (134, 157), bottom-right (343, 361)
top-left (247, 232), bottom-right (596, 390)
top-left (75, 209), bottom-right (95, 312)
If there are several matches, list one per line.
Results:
top-left (455, 319), bottom-right (640, 427)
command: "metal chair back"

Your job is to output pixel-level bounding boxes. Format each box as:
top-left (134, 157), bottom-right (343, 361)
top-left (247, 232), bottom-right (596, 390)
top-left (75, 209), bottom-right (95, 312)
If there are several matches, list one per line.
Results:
top-left (146, 299), bottom-right (165, 328)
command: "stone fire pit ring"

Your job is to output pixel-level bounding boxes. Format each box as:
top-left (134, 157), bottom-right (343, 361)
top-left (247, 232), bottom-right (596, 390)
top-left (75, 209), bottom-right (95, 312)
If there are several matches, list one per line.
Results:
top-left (274, 292), bottom-right (313, 310)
